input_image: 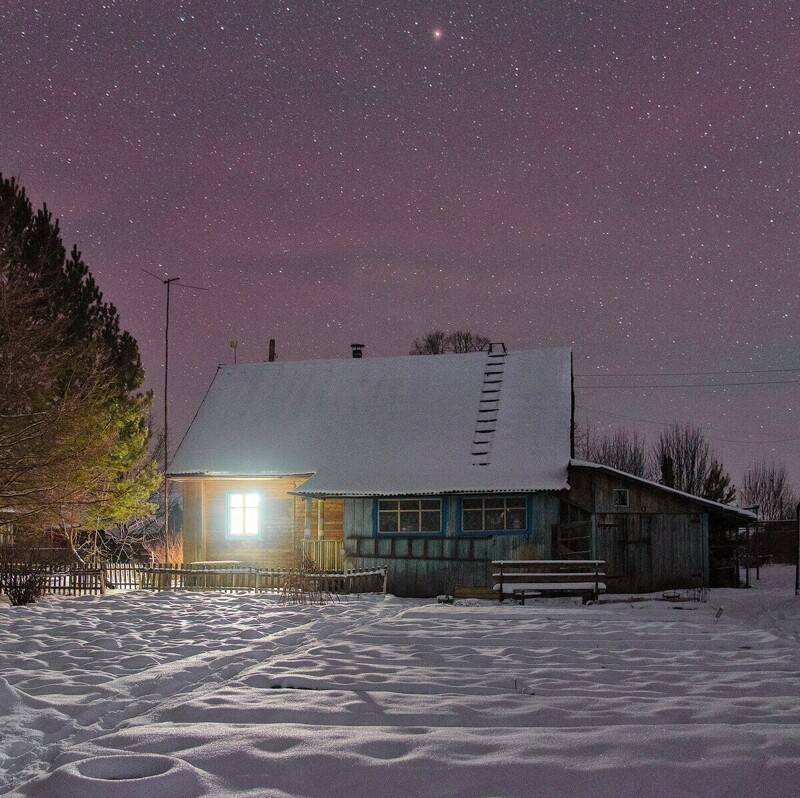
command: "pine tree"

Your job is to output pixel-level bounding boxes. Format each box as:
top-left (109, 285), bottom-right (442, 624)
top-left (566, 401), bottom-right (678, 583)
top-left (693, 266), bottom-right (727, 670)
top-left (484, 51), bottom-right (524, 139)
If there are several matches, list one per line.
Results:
top-left (0, 174), bottom-right (158, 542)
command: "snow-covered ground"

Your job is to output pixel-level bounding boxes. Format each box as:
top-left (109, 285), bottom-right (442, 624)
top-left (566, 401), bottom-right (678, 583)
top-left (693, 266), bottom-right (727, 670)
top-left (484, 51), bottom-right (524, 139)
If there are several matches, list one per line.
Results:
top-left (1, 567), bottom-right (799, 797)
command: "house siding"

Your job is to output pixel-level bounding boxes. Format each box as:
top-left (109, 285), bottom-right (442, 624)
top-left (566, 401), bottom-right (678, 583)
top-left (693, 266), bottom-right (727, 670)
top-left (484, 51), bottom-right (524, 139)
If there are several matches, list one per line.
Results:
top-left (178, 477), bottom-right (344, 567)
top-left (343, 493), bottom-right (561, 597)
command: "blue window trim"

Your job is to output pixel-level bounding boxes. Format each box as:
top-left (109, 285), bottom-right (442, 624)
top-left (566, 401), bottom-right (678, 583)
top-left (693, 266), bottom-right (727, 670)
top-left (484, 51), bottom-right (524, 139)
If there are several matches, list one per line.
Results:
top-left (224, 489), bottom-right (263, 541)
top-left (455, 494), bottom-right (533, 537)
top-left (372, 497), bottom-right (447, 538)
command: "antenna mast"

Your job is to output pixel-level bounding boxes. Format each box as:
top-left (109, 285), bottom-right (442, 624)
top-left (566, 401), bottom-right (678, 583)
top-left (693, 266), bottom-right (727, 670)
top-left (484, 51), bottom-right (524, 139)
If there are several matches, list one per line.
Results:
top-left (142, 268), bottom-right (208, 560)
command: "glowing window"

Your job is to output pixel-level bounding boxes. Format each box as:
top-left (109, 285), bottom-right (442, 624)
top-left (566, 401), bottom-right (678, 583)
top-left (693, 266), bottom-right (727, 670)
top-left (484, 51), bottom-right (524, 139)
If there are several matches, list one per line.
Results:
top-left (227, 492), bottom-right (260, 537)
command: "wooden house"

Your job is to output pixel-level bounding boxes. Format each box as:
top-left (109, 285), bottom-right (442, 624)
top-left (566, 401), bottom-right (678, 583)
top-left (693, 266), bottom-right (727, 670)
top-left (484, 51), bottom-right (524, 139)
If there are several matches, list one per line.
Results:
top-left (168, 346), bottom-right (754, 596)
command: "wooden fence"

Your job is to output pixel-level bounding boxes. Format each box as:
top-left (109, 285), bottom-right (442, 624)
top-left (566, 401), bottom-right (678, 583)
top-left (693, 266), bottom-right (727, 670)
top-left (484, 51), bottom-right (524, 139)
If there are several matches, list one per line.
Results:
top-left (302, 539), bottom-right (344, 571)
top-left (42, 564), bottom-right (106, 596)
top-left (138, 564), bottom-right (387, 596)
top-left (1, 562), bottom-right (387, 599)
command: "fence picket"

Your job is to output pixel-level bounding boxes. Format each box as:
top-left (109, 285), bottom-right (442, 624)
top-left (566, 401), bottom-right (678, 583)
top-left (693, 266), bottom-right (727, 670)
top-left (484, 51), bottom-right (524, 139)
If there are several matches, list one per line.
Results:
top-left (2, 561), bottom-right (387, 600)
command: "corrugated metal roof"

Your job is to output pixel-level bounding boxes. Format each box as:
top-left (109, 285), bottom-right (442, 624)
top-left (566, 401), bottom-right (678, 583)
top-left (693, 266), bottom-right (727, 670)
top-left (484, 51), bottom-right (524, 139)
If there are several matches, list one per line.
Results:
top-left (169, 348), bottom-right (572, 495)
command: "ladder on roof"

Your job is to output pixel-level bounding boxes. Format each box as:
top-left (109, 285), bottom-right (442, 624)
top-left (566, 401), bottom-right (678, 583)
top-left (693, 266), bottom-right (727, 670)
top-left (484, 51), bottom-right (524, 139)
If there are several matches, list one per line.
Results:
top-left (471, 342), bottom-right (507, 466)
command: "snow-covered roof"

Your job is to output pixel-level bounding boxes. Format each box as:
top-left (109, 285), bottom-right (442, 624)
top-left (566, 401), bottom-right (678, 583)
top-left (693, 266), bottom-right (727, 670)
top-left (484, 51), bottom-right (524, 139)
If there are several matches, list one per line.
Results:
top-left (569, 459), bottom-right (757, 521)
top-left (168, 348), bottom-right (573, 496)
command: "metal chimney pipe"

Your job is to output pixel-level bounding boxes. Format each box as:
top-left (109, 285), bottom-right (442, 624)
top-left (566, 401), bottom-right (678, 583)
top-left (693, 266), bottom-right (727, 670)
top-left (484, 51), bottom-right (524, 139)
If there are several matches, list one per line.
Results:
top-left (351, 343), bottom-right (365, 359)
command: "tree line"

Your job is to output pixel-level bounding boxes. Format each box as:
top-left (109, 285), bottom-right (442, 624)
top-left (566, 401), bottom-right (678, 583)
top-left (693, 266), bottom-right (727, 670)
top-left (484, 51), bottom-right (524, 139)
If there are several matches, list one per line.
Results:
top-left (575, 420), bottom-right (797, 519)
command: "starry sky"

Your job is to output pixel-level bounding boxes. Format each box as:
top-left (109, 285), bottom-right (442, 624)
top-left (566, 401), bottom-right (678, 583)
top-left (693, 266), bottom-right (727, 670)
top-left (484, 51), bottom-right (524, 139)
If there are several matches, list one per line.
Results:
top-left (2, 1), bottom-right (798, 490)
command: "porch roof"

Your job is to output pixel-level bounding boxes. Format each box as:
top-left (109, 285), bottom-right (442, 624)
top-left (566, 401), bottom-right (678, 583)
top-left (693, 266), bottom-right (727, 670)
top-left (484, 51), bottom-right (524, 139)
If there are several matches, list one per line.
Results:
top-left (168, 347), bottom-right (573, 496)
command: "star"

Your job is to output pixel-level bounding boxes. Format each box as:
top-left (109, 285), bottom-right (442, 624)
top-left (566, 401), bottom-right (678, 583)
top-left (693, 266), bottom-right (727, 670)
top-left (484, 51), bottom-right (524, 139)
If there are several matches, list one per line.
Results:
top-left (432, 28), bottom-right (443, 41)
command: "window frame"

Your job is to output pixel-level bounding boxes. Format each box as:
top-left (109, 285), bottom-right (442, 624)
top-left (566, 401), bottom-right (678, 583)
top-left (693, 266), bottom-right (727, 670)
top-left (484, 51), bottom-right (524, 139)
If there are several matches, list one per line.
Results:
top-left (373, 497), bottom-right (445, 537)
top-left (456, 494), bottom-right (532, 537)
top-left (612, 488), bottom-right (630, 508)
top-left (225, 490), bottom-right (262, 539)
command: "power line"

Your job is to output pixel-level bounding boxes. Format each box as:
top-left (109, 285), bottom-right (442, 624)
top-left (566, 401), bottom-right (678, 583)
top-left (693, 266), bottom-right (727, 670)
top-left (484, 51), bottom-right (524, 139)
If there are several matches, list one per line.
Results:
top-left (575, 404), bottom-right (669, 427)
top-left (575, 379), bottom-right (800, 389)
top-left (575, 367), bottom-right (800, 378)
top-left (576, 404), bottom-right (800, 444)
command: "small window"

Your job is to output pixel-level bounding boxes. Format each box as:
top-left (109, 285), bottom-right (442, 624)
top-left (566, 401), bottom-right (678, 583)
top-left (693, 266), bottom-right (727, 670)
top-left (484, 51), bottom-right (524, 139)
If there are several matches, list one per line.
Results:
top-left (227, 492), bottom-right (260, 537)
top-left (0, 523), bottom-right (13, 547)
top-left (462, 496), bottom-right (527, 533)
top-left (612, 489), bottom-right (629, 508)
top-left (378, 498), bottom-right (441, 534)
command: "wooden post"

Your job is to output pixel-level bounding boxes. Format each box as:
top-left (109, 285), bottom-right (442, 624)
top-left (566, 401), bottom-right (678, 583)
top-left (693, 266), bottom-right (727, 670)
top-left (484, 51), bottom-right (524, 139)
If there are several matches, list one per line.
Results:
top-left (100, 564), bottom-right (107, 596)
top-left (304, 498), bottom-right (313, 541)
top-left (795, 502), bottom-right (800, 597)
top-left (498, 563), bottom-right (504, 603)
top-left (317, 499), bottom-right (325, 541)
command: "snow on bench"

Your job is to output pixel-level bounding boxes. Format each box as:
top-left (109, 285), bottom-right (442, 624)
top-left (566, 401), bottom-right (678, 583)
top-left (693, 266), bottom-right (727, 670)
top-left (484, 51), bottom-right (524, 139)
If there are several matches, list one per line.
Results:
top-left (491, 560), bottom-right (606, 605)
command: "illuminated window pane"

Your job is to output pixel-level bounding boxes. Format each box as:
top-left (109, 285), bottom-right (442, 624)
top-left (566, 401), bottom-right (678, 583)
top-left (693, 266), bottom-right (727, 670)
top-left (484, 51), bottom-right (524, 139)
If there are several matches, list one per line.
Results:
top-left (228, 492), bottom-right (260, 537)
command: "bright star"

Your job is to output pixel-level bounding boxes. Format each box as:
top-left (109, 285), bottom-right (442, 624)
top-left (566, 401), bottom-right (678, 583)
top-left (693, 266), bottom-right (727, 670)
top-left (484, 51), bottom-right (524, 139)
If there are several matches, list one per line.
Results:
top-left (432, 28), bottom-right (443, 41)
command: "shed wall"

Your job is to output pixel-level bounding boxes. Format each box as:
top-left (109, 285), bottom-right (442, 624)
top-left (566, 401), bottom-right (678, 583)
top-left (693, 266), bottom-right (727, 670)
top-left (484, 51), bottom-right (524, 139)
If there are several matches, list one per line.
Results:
top-left (569, 467), bottom-right (708, 514)
top-left (593, 512), bottom-right (708, 593)
top-left (566, 467), bottom-right (718, 592)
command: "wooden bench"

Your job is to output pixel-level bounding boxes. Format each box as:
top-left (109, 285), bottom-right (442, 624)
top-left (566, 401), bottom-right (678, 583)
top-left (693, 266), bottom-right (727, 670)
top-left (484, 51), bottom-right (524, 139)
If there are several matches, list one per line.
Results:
top-left (492, 560), bottom-right (606, 604)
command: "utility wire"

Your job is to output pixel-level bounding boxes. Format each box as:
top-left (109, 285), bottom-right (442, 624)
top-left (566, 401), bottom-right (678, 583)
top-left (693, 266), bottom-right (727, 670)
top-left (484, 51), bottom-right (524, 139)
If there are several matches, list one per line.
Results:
top-left (575, 367), bottom-right (800, 378)
top-left (575, 379), bottom-right (799, 388)
top-left (575, 404), bottom-right (800, 444)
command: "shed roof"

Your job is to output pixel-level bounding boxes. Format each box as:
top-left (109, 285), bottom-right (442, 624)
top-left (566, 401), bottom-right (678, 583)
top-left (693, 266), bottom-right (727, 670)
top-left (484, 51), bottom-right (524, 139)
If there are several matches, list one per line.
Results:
top-left (168, 348), bottom-right (573, 496)
top-left (569, 460), bottom-right (757, 522)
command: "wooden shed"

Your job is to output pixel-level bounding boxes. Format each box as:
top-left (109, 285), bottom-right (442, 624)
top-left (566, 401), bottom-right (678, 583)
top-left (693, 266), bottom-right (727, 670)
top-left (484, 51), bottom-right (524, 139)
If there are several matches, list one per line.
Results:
top-left (563, 461), bottom-right (755, 593)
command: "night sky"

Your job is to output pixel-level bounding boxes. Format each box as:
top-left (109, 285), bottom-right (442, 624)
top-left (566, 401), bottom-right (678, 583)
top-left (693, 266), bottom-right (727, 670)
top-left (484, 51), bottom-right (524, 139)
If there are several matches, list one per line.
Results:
top-left (2, 1), bottom-right (798, 489)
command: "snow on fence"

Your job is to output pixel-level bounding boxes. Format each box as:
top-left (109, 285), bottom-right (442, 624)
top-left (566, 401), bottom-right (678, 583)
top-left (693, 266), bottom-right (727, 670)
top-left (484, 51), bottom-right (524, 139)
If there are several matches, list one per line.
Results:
top-left (138, 564), bottom-right (387, 596)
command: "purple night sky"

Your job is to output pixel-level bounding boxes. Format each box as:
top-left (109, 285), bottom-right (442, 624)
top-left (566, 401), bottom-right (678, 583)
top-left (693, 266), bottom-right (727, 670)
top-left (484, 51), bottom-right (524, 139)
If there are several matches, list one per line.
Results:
top-left (2, 1), bottom-right (798, 489)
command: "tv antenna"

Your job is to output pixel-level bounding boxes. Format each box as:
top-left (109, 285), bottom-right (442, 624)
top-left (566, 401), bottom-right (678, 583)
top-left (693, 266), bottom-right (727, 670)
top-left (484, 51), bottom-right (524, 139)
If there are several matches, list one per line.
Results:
top-left (141, 267), bottom-right (209, 557)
